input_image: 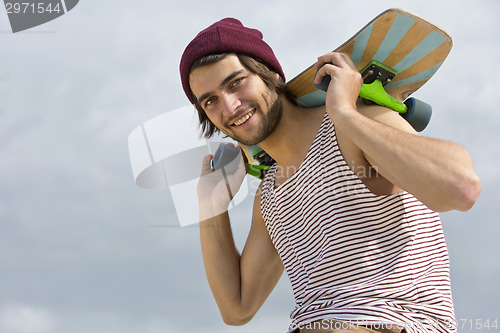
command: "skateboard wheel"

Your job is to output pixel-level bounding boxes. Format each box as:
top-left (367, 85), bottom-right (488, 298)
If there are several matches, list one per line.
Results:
top-left (402, 97), bottom-right (432, 132)
top-left (211, 144), bottom-right (241, 172)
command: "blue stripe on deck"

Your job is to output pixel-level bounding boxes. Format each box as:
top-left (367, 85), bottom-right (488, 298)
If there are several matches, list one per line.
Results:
top-left (385, 61), bottom-right (444, 89)
top-left (351, 21), bottom-right (375, 68)
top-left (393, 30), bottom-right (447, 73)
top-left (372, 14), bottom-right (415, 64)
top-left (295, 90), bottom-right (326, 108)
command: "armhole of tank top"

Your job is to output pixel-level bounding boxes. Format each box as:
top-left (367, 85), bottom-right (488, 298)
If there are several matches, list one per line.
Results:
top-left (329, 117), bottom-right (406, 199)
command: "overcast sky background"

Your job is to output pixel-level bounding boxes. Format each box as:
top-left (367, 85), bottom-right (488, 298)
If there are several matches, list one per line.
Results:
top-left (0, 1), bottom-right (498, 332)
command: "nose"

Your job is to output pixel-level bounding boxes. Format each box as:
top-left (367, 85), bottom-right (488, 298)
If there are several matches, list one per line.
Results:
top-left (220, 92), bottom-right (241, 116)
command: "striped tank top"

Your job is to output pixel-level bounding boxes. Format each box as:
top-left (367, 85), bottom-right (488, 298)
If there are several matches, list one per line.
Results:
top-left (261, 113), bottom-right (456, 333)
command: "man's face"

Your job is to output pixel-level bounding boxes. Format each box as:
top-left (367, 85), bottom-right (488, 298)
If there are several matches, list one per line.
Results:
top-left (189, 54), bottom-right (282, 146)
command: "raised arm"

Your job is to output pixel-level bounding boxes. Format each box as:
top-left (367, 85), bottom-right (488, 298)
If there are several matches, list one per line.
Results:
top-left (197, 152), bottom-right (283, 325)
top-left (349, 103), bottom-right (480, 212)
top-left (314, 52), bottom-right (481, 212)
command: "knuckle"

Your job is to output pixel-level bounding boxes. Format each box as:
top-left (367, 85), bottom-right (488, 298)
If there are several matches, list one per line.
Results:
top-left (356, 72), bottom-right (363, 83)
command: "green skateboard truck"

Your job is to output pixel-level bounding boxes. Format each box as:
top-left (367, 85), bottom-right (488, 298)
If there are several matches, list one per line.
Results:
top-left (315, 60), bottom-right (432, 132)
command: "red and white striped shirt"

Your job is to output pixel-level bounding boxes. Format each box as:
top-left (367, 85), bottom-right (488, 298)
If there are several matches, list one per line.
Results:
top-left (261, 113), bottom-right (456, 333)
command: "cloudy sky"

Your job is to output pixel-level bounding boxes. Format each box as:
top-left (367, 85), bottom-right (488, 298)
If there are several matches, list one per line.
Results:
top-left (1, 0), bottom-right (498, 332)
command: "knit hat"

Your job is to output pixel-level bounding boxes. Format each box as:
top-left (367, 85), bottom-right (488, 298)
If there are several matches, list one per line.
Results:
top-left (180, 18), bottom-right (285, 104)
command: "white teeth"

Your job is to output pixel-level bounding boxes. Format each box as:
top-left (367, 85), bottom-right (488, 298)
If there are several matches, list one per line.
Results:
top-left (233, 110), bottom-right (254, 126)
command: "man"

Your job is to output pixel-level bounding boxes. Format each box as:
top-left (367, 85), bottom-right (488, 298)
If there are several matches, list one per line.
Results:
top-left (179, 18), bottom-right (481, 333)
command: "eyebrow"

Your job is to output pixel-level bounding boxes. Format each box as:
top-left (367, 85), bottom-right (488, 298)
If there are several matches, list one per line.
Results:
top-left (197, 70), bottom-right (245, 106)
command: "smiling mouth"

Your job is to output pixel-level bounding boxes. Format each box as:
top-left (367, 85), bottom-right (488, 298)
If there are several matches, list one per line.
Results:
top-left (232, 109), bottom-right (255, 127)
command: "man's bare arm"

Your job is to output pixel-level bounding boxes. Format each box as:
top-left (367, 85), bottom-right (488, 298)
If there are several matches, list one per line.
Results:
top-left (315, 52), bottom-right (481, 212)
top-left (198, 154), bottom-right (283, 325)
top-left (346, 103), bottom-right (481, 212)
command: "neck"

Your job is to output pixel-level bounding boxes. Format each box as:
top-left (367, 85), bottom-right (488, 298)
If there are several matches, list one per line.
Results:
top-left (258, 95), bottom-right (325, 169)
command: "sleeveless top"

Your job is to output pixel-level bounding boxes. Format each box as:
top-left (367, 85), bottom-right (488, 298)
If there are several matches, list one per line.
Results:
top-left (260, 113), bottom-right (456, 333)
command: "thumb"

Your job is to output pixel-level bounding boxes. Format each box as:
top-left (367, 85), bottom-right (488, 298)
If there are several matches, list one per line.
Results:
top-left (200, 154), bottom-right (213, 176)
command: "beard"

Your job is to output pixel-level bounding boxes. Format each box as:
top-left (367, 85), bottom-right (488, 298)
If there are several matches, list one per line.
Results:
top-left (228, 95), bottom-right (283, 146)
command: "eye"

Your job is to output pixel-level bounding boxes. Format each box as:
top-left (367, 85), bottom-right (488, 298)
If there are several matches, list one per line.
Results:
top-left (204, 96), bottom-right (217, 109)
top-left (231, 77), bottom-right (244, 88)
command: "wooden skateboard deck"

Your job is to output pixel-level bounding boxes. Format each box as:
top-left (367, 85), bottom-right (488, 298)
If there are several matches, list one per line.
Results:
top-left (241, 8), bottom-right (452, 168)
top-left (288, 8), bottom-right (452, 106)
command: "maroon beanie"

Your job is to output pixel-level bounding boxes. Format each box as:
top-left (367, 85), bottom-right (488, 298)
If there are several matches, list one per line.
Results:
top-left (180, 18), bottom-right (285, 104)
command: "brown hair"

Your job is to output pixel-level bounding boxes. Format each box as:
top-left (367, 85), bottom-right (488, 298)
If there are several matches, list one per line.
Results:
top-left (189, 53), bottom-right (286, 139)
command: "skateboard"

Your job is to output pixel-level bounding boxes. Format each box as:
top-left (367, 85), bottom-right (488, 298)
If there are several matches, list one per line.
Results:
top-left (128, 8), bottom-right (453, 224)
top-left (233, 8), bottom-right (452, 179)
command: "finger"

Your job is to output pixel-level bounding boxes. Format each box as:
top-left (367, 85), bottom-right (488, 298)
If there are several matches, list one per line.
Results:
top-left (313, 53), bottom-right (347, 84)
top-left (313, 62), bottom-right (341, 85)
top-left (316, 52), bottom-right (355, 70)
top-left (314, 52), bottom-right (341, 69)
top-left (339, 52), bottom-right (358, 71)
top-left (314, 52), bottom-right (332, 70)
top-left (200, 154), bottom-right (213, 176)
top-left (314, 53), bottom-right (362, 85)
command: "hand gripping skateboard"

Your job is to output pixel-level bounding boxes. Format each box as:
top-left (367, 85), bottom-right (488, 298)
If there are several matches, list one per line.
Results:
top-left (218, 8), bottom-right (453, 179)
